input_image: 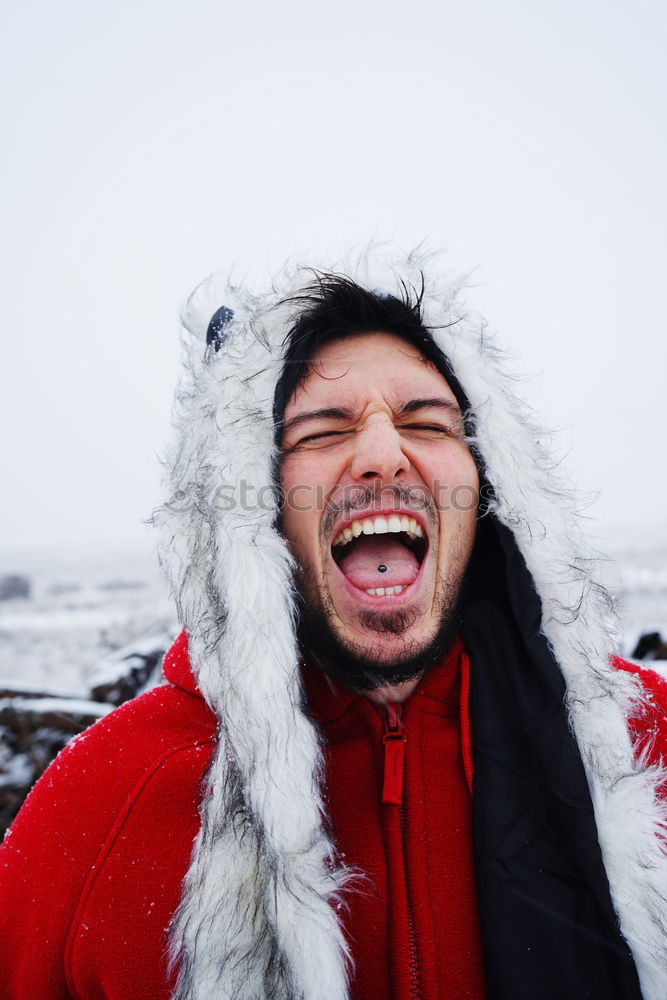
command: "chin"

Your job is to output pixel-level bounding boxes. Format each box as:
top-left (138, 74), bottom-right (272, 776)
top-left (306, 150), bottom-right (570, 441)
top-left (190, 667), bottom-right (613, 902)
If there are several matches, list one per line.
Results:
top-left (345, 617), bottom-right (431, 662)
top-left (296, 579), bottom-right (463, 693)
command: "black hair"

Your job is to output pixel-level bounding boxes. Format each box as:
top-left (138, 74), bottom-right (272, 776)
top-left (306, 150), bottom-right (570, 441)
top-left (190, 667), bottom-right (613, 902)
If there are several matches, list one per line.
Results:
top-left (272, 271), bottom-right (473, 436)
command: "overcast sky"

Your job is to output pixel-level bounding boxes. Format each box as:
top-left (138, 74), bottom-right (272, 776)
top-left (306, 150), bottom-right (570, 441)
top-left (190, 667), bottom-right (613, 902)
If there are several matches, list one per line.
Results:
top-left (1, 0), bottom-right (665, 562)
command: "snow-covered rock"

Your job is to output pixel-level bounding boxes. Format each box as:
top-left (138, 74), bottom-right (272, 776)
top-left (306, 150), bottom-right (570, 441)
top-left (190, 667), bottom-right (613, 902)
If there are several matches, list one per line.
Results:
top-left (89, 630), bottom-right (175, 706)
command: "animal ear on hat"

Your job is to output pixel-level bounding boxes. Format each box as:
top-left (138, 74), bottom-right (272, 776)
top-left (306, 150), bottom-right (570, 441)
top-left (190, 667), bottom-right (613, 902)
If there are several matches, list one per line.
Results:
top-left (206, 306), bottom-right (235, 352)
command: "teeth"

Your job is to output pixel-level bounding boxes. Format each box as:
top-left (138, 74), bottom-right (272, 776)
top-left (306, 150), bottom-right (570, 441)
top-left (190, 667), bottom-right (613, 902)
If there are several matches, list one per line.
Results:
top-left (332, 516), bottom-right (426, 548)
top-left (365, 585), bottom-right (407, 596)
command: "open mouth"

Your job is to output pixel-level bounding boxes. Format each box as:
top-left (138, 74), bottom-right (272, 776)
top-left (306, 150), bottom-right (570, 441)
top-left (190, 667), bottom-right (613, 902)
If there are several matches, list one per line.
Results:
top-left (331, 513), bottom-right (429, 598)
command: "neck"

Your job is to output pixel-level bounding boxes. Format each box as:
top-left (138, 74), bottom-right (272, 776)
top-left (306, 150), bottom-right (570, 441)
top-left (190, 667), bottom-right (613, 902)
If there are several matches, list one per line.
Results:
top-left (364, 674), bottom-right (423, 706)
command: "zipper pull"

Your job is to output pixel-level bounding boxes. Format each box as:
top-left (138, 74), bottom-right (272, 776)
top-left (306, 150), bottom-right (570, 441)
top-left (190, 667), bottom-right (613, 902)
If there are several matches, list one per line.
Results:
top-left (382, 703), bottom-right (406, 805)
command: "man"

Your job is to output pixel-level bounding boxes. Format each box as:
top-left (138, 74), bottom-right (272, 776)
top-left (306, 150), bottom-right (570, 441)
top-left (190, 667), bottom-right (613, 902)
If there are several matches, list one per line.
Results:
top-left (1, 247), bottom-right (666, 1000)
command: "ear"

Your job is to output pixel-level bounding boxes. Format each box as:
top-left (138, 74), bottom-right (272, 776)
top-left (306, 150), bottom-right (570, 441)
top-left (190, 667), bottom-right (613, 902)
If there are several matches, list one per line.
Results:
top-left (206, 306), bottom-right (235, 352)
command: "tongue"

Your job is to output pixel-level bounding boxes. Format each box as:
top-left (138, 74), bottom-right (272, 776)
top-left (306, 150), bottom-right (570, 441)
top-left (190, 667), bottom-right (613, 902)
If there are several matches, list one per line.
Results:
top-left (337, 536), bottom-right (420, 590)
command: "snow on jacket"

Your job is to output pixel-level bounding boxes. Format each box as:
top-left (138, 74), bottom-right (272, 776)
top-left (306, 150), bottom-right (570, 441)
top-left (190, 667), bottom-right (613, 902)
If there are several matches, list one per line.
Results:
top-left (2, 245), bottom-right (667, 1000)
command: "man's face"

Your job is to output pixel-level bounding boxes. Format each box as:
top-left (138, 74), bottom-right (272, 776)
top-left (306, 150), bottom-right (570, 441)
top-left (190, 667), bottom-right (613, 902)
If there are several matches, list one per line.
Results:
top-left (279, 331), bottom-right (479, 685)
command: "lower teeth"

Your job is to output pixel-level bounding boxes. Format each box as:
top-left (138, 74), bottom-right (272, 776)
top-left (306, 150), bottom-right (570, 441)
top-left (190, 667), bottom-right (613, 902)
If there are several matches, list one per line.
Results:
top-left (365, 585), bottom-right (406, 596)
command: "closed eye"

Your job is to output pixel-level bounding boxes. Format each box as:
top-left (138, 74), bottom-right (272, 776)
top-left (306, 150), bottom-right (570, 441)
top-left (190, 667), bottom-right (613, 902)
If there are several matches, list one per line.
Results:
top-left (401, 423), bottom-right (455, 436)
top-left (288, 429), bottom-right (352, 449)
top-left (301, 430), bottom-right (346, 442)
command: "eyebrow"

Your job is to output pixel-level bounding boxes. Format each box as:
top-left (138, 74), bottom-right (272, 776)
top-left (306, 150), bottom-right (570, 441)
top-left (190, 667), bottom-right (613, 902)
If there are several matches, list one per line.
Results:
top-left (397, 397), bottom-right (462, 418)
top-left (280, 407), bottom-right (355, 437)
top-left (280, 398), bottom-right (462, 438)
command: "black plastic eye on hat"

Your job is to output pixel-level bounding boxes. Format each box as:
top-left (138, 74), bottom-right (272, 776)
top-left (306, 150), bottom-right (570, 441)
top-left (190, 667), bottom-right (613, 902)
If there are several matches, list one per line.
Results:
top-left (206, 306), bottom-right (235, 352)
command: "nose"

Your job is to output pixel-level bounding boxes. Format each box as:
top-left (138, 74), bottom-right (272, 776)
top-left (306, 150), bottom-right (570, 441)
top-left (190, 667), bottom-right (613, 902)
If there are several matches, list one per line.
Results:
top-left (349, 415), bottom-right (410, 482)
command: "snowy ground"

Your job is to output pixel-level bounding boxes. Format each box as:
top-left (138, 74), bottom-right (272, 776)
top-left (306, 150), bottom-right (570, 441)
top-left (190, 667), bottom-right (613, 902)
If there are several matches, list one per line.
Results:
top-left (0, 524), bottom-right (665, 695)
top-left (597, 523), bottom-right (667, 677)
top-left (0, 544), bottom-right (176, 696)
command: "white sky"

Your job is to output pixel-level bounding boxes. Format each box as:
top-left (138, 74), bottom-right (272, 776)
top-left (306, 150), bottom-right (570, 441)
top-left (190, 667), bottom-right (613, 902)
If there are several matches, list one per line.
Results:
top-left (1, 0), bottom-right (665, 560)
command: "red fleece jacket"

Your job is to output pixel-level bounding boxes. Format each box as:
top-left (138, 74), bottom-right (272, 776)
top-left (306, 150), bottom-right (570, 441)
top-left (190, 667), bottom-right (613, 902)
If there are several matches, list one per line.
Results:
top-left (0, 635), bottom-right (666, 999)
top-left (302, 636), bottom-right (485, 1000)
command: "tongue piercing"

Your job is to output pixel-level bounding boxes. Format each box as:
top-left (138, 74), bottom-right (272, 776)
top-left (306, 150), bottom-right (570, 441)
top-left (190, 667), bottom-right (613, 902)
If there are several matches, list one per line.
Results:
top-left (378, 564), bottom-right (387, 573)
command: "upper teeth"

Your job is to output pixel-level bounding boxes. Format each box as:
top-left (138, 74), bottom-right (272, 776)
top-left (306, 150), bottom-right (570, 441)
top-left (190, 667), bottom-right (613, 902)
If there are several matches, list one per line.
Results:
top-left (333, 515), bottom-right (424, 548)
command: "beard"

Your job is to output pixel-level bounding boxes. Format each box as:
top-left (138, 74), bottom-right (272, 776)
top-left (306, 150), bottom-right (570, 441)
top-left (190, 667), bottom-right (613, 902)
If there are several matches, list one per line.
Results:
top-left (295, 568), bottom-right (465, 693)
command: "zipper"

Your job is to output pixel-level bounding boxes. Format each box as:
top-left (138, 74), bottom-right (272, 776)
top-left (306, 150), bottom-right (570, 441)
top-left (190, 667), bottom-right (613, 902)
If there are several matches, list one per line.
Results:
top-left (407, 931), bottom-right (421, 1000)
top-left (382, 705), bottom-right (422, 998)
top-left (401, 806), bottom-right (422, 1000)
top-left (382, 703), bottom-right (406, 805)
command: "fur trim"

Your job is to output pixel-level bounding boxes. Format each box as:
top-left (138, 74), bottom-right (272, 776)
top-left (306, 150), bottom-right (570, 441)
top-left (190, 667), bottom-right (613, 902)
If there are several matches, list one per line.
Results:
top-left (153, 245), bottom-right (667, 999)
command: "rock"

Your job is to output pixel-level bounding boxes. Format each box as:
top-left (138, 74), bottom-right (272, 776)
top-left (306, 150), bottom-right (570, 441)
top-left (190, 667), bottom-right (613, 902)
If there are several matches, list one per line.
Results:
top-left (89, 633), bottom-right (171, 706)
top-left (631, 632), bottom-right (667, 660)
top-left (0, 574), bottom-right (31, 601)
top-left (0, 697), bottom-right (111, 734)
